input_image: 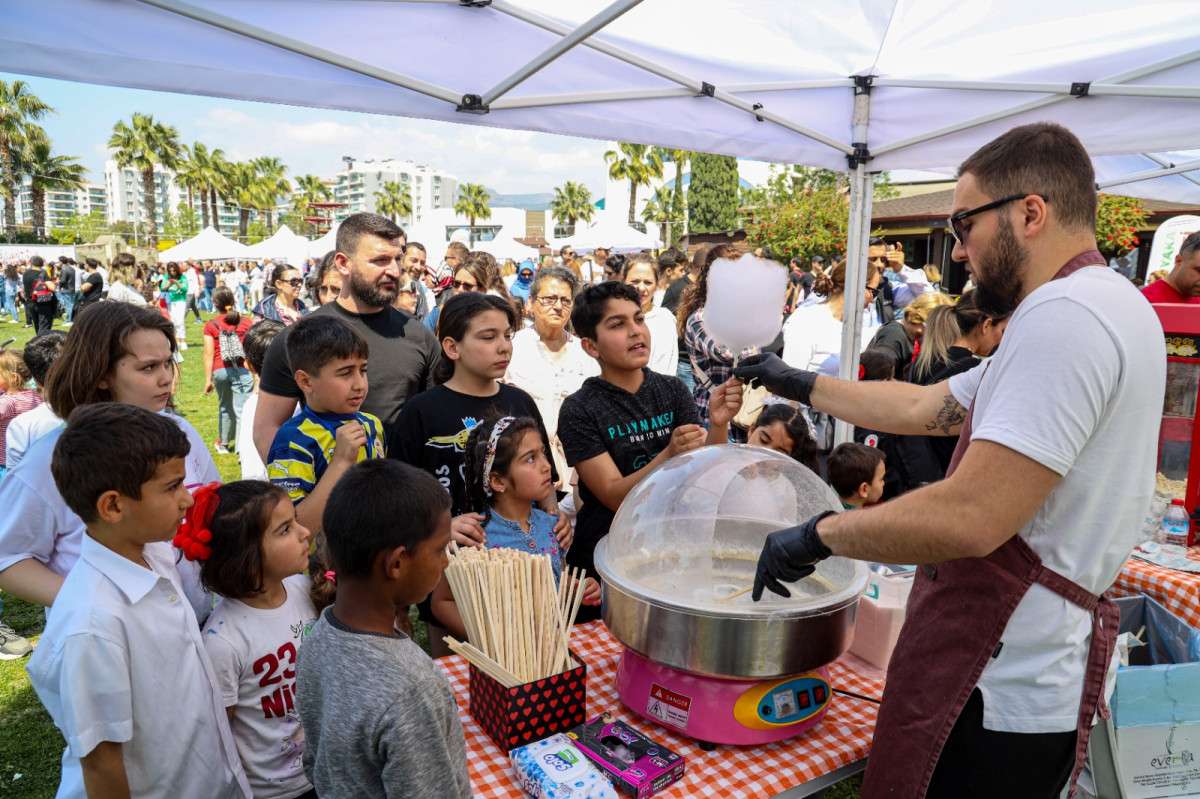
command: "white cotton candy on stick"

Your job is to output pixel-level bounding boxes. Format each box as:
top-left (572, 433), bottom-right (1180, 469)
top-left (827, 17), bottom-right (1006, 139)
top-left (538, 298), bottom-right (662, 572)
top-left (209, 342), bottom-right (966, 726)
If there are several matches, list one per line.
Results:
top-left (702, 253), bottom-right (789, 352)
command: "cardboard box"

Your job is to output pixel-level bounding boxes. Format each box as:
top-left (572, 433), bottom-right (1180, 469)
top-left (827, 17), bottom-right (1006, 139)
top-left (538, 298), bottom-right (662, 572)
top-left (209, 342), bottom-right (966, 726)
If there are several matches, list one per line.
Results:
top-left (568, 714), bottom-right (685, 798)
top-left (1075, 595), bottom-right (1200, 799)
top-left (469, 654), bottom-right (588, 753)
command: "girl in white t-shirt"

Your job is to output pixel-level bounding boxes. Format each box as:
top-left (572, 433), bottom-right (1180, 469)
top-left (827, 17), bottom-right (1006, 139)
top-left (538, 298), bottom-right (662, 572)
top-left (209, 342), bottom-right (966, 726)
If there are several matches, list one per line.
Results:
top-left (621, 254), bottom-right (679, 377)
top-left (189, 480), bottom-right (318, 799)
top-left (0, 302), bottom-right (220, 612)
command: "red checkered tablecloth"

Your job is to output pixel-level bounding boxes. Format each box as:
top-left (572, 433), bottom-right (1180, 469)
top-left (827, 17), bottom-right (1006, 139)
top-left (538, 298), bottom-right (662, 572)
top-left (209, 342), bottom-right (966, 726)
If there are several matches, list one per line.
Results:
top-left (1111, 550), bottom-right (1200, 627)
top-left (437, 621), bottom-right (883, 799)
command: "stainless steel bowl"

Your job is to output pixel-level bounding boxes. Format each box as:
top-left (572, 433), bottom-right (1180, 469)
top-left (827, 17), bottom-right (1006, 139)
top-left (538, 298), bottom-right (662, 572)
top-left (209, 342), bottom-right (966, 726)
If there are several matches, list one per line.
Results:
top-left (595, 535), bottom-right (867, 680)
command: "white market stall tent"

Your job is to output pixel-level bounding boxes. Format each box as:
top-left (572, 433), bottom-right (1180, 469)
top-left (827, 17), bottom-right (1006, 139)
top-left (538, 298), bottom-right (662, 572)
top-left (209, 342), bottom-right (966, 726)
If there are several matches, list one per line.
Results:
top-left (157, 226), bottom-right (252, 262)
top-left (305, 225), bottom-right (339, 262)
top-left (243, 225), bottom-right (312, 266)
top-left (11, 0), bottom-right (1200, 439)
top-left (472, 236), bottom-right (542, 263)
top-left (558, 212), bottom-right (662, 252)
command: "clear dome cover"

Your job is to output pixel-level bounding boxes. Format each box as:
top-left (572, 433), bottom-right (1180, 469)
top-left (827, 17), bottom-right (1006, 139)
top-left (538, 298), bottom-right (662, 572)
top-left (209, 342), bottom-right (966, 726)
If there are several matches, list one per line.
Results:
top-left (599, 445), bottom-right (868, 617)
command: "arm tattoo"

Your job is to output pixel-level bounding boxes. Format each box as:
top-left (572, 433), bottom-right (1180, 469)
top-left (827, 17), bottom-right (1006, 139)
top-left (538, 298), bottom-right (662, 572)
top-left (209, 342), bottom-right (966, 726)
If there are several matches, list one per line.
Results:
top-left (924, 393), bottom-right (966, 435)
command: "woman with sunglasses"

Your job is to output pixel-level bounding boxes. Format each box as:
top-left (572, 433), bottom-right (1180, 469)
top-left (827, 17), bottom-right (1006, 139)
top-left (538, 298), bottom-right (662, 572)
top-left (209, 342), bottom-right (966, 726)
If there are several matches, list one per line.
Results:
top-left (504, 266), bottom-right (599, 490)
top-left (252, 263), bottom-right (308, 325)
top-left (422, 255), bottom-right (496, 334)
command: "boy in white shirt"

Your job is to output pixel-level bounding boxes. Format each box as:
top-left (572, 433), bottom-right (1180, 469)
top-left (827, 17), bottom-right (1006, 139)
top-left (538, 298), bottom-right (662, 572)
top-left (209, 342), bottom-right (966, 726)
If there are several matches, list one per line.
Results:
top-left (27, 403), bottom-right (251, 799)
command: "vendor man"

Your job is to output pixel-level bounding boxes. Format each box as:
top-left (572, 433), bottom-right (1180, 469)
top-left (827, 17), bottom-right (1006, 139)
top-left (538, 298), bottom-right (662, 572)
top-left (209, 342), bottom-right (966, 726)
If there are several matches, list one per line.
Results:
top-left (1142, 230), bottom-right (1200, 304)
top-left (736, 123), bottom-right (1165, 799)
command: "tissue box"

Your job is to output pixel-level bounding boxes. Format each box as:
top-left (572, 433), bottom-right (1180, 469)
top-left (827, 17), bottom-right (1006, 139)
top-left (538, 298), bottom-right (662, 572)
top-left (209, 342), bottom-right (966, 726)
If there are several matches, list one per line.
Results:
top-left (567, 714), bottom-right (685, 798)
top-left (469, 654), bottom-right (588, 752)
top-left (1080, 595), bottom-right (1200, 799)
top-left (510, 734), bottom-right (618, 799)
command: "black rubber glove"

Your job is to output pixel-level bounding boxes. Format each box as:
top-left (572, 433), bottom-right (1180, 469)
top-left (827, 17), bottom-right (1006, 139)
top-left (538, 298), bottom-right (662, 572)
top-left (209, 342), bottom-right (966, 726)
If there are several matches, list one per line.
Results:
top-left (733, 353), bottom-right (818, 406)
top-left (752, 511), bottom-right (836, 601)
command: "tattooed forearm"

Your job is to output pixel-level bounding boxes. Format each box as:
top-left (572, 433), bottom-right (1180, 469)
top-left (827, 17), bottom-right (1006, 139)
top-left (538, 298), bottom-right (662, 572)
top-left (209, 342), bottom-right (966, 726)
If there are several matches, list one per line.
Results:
top-left (924, 393), bottom-right (966, 435)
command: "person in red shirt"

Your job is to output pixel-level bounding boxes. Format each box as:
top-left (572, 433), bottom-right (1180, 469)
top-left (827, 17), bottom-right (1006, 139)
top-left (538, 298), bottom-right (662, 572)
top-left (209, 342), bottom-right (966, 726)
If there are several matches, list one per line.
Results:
top-left (204, 286), bottom-right (255, 454)
top-left (1142, 231), bottom-right (1200, 304)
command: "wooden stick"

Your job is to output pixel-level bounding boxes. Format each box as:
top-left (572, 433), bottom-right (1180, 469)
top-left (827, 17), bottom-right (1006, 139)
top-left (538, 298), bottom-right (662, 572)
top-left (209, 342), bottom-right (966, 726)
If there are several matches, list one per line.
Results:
top-left (444, 636), bottom-right (520, 688)
top-left (718, 585), bottom-right (754, 602)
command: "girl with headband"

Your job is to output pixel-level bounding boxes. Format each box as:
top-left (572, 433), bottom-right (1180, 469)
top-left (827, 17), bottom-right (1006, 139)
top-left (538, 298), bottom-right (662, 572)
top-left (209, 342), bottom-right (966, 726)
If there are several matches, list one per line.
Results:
top-left (178, 481), bottom-right (320, 799)
top-left (430, 416), bottom-right (599, 640)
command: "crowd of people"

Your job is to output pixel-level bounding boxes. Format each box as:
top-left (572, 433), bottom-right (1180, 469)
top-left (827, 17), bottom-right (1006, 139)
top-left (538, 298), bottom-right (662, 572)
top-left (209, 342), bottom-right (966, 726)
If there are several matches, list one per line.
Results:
top-left (0, 121), bottom-right (1178, 799)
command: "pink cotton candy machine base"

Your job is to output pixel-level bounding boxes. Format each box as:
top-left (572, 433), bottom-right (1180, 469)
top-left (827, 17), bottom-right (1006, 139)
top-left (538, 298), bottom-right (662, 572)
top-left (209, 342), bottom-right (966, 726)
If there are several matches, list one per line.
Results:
top-left (615, 648), bottom-right (832, 748)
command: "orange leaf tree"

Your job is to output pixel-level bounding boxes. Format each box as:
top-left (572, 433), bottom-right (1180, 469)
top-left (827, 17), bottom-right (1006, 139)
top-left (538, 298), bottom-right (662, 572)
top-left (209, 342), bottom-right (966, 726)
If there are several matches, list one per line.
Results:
top-left (1095, 194), bottom-right (1148, 258)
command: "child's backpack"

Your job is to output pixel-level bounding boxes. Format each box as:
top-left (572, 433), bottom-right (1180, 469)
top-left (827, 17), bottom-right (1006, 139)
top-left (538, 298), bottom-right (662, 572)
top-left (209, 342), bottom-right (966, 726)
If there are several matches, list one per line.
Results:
top-left (218, 325), bottom-right (245, 366)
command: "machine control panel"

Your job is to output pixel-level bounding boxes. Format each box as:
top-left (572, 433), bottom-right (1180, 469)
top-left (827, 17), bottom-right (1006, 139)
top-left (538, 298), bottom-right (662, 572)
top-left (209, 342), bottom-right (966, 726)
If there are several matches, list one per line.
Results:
top-left (733, 673), bottom-right (832, 729)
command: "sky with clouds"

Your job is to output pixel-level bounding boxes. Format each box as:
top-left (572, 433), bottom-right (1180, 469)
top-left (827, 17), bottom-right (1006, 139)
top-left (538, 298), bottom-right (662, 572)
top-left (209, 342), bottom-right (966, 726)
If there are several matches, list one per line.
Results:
top-left (2, 71), bottom-right (778, 197)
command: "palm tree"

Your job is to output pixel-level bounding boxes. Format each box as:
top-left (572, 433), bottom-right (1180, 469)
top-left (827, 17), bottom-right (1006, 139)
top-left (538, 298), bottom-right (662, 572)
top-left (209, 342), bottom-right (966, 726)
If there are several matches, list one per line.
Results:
top-left (550, 180), bottom-right (594, 237)
top-left (375, 180), bottom-right (413, 225)
top-left (0, 80), bottom-right (52, 232)
top-left (175, 143), bottom-right (208, 226)
top-left (604, 142), bottom-right (663, 228)
top-left (225, 161), bottom-right (266, 241)
top-left (108, 113), bottom-right (183, 247)
top-left (296, 174), bottom-right (331, 205)
top-left (453, 183), bottom-right (491, 246)
top-left (658, 147), bottom-right (690, 242)
top-left (23, 132), bottom-right (85, 239)
top-left (208, 148), bottom-right (231, 233)
top-left (253, 156), bottom-right (291, 230)
top-left (641, 185), bottom-right (674, 246)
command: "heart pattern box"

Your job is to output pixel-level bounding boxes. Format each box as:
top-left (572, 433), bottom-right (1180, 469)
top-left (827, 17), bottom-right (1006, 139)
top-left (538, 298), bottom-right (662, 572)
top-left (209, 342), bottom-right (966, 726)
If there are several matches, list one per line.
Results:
top-left (469, 655), bottom-right (588, 752)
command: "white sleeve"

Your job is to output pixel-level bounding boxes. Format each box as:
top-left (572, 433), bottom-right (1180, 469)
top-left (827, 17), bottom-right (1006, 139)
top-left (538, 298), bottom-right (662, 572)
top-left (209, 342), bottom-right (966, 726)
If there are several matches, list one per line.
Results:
top-left (781, 313), bottom-right (815, 372)
top-left (54, 633), bottom-right (134, 757)
top-left (948, 361), bottom-right (988, 409)
top-left (0, 466), bottom-right (68, 572)
top-left (202, 625), bottom-right (243, 708)
top-left (5, 415), bottom-right (29, 467)
top-left (175, 415), bottom-right (221, 488)
top-left (968, 299), bottom-right (1121, 476)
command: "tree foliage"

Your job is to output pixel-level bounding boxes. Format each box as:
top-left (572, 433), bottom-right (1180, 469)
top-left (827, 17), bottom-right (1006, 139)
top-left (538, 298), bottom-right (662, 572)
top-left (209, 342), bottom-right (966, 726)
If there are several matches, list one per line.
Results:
top-left (687, 153), bottom-right (739, 233)
top-left (550, 180), bottom-right (594, 235)
top-left (454, 183), bottom-right (491, 246)
top-left (108, 112), bottom-right (183, 247)
top-left (604, 143), bottom-right (663, 228)
top-left (1095, 194), bottom-right (1148, 258)
top-left (375, 180), bottom-right (413, 224)
top-left (49, 209), bottom-right (108, 245)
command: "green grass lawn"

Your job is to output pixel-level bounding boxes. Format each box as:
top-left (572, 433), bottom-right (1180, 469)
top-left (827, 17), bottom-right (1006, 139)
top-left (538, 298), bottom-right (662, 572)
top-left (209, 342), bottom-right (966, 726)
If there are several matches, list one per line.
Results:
top-left (0, 309), bottom-right (863, 799)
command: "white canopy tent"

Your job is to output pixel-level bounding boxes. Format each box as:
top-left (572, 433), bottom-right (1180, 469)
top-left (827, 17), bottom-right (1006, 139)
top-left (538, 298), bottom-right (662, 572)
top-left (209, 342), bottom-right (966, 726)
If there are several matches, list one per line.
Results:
top-left (558, 212), bottom-right (663, 252)
top-left (472, 236), bottom-right (542, 263)
top-left (11, 0), bottom-right (1200, 440)
top-left (243, 225), bottom-right (312, 266)
top-left (157, 226), bottom-right (251, 262)
top-left (305, 225), bottom-right (339, 262)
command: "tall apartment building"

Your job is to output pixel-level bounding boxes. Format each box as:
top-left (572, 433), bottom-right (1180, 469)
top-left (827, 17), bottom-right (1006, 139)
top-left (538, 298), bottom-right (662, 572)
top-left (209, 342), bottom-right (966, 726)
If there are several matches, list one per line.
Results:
top-left (104, 159), bottom-right (243, 237)
top-left (10, 180), bottom-right (108, 231)
top-left (332, 159), bottom-right (457, 226)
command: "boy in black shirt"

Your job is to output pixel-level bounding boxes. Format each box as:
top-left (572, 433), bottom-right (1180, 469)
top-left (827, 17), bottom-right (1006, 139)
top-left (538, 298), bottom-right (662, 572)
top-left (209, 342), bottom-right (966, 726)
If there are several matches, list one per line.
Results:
top-left (558, 282), bottom-right (741, 580)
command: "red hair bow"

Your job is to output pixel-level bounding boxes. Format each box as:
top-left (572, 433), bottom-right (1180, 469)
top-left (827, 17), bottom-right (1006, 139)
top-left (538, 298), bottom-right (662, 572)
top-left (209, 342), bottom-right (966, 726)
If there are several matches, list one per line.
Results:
top-left (173, 482), bottom-right (221, 561)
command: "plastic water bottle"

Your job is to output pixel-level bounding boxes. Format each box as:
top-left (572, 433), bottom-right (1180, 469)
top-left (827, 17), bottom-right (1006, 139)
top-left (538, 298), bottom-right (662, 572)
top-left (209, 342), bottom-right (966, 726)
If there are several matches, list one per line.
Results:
top-left (1161, 499), bottom-right (1190, 548)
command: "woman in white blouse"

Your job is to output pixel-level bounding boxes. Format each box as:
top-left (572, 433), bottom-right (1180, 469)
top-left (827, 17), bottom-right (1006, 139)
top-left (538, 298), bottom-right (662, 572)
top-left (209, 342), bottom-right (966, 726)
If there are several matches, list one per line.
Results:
top-left (504, 266), bottom-right (599, 488)
top-left (621, 254), bottom-right (679, 376)
top-left (106, 262), bottom-right (148, 306)
top-left (782, 258), bottom-right (884, 375)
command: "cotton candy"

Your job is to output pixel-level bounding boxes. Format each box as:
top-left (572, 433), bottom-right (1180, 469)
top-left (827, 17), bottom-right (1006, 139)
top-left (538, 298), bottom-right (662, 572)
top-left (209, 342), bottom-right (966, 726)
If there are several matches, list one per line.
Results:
top-left (702, 253), bottom-right (788, 352)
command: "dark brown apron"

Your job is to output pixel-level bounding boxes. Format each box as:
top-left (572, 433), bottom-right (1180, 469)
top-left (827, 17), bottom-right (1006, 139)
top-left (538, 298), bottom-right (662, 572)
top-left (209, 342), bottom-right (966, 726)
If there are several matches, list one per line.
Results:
top-left (861, 251), bottom-right (1120, 799)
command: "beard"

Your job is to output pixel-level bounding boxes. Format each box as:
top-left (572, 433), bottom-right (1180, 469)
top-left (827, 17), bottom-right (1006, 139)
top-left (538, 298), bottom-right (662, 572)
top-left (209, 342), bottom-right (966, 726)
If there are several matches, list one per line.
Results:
top-left (970, 215), bottom-right (1027, 319)
top-left (348, 267), bottom-right (398, 307)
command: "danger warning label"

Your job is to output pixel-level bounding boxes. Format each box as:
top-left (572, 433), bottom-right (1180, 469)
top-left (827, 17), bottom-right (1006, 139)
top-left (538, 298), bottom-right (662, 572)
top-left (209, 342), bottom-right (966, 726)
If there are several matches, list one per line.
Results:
top-left (647, 684), bottom-right (692, 730)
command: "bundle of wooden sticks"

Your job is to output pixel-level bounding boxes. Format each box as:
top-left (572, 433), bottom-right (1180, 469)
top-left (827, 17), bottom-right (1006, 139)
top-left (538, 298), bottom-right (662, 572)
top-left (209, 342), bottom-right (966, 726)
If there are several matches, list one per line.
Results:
top-left (442, 544), bottom-right (587, 687)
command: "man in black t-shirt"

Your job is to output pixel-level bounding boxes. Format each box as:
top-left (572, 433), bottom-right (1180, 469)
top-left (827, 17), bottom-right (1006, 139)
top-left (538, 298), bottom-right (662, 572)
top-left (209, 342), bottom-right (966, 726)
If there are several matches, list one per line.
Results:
top-left (76, 260), bottom-right (104, 312)
top-left (21, 256), bottom-right (56, 335)
top-left (558, 282), bottom-right (742, 580)
top-left (56, 257), bottom-right (77, 323)
top-left (253, 213), bottom-right (440, 460)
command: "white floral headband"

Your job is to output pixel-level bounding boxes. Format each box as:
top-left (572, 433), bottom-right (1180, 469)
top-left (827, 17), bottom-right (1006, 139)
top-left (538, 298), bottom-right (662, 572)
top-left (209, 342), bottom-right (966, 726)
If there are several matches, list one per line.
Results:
top-left (482, 416), bottom-right (516, 497)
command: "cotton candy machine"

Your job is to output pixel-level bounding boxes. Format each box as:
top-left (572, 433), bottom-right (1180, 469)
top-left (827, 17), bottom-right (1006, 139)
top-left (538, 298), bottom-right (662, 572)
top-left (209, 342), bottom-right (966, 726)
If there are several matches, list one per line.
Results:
top-left (594, 445), bottom-right (868, 747)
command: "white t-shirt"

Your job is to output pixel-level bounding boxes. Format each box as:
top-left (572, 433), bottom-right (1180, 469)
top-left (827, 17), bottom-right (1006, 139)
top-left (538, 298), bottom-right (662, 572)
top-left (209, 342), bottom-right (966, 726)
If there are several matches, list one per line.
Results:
top-left (644, 305), bottom-right (679, 377)
top-left (505, 327), bottom-right (600, 483)
top-left (782, 299), bottom-right (880, 375)
top-left (223, 270), bottom-right (245, 290)
top-left (948, 266), bottom-right (1165, 733)
top-left (203, 574), bottom-right (317, 799)
top-left (238, 392), bottom-right (267, 480)
top-left (107, 281), bottom-right (148, 306)
top-left (0, 413), bottom-right (220, 585)
top-left (5, 402), bottom-right (61, 467)
top-left (27, 536), bottom-right (251, 799)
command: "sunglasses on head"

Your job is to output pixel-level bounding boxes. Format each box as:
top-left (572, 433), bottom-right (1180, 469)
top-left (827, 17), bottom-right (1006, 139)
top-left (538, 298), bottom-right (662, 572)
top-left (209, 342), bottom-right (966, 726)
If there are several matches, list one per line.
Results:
top-left (948, 193), bottom-right (1048, 245)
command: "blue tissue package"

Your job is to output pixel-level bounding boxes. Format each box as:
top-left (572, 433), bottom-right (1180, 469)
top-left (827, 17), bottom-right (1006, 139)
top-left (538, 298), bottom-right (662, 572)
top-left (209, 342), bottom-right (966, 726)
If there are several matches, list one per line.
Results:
top-left (510, 734), bottom-right (619, 799)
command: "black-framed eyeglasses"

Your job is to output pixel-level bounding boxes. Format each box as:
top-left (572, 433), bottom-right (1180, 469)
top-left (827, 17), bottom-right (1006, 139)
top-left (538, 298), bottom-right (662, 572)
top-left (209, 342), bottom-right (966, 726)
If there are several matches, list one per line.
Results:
top-left (948, 193), bottom-right (1047, 245)
top-left (318, 284), bottom-right (339, 295)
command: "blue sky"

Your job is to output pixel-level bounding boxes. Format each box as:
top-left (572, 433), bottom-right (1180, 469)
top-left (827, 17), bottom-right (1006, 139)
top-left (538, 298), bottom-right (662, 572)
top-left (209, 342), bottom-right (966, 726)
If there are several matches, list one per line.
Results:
top-left (2, 71), bottom-right (781, 196)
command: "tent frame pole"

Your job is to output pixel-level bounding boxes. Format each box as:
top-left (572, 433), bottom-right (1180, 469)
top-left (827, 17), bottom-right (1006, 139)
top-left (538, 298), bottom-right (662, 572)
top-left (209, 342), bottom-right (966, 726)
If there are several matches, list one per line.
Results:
top-left (1142, 154), bottom-right (1200, 190)
top-left (481, 0), bottom-right (645, 107)
top-left (834, 83), bottom-right (875, 447)
top-left (1097, 157), bottom-right (1200, 190)
top-left (491, 79), bottom-right (854, 111)
top-left (873, 48), bottom-right (1200, 157)
top-left (875, 77), bottom-right (1200, 99)
top-left (134, 0), bottom-right (462, 104)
